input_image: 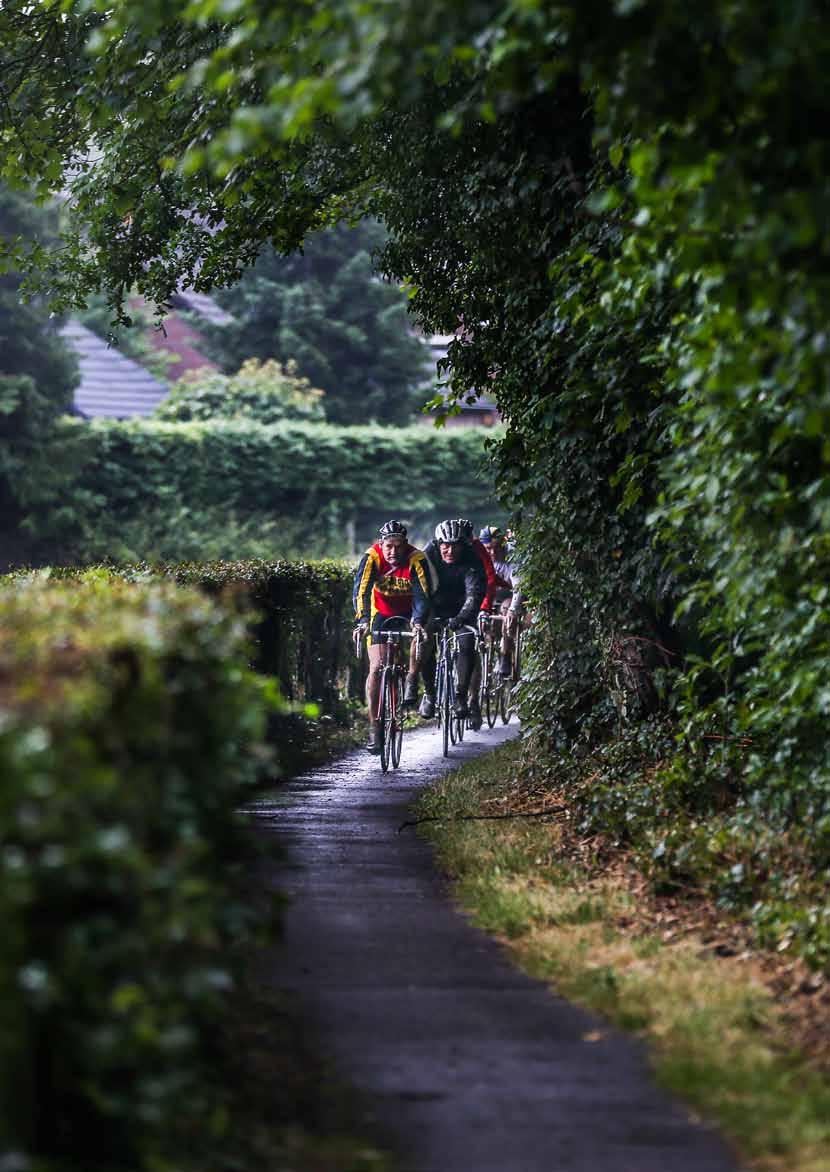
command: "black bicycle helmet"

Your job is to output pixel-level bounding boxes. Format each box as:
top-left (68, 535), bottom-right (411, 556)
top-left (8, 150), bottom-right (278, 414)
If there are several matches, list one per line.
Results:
top-left (455, 518), bottom-right (475, 542)
top-left (435, 518), bottom-right (467, 544)
top-left (379, 519), bottom-right (408, 541)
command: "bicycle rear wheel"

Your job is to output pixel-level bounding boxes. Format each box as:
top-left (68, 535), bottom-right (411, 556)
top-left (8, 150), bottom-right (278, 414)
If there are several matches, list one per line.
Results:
top-left (379, 670), bottom-right (393, 772)
top-left (391, 672), bottom-right (404, 768)
top-left (481, 646), bottom-right (496, 728)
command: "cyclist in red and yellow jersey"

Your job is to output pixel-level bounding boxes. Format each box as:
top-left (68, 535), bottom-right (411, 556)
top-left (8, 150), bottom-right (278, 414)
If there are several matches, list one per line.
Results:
top-left (353, 519), bottom-right (433, 752)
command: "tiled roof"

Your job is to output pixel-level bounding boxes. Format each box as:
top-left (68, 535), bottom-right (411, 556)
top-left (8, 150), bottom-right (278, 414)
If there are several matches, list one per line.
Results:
top-left (425, 333), bottom-right (498, 411)
top-left (61, 320), bottom-right (169, 419)
top-left (172, 288), bottom-right (234, 326)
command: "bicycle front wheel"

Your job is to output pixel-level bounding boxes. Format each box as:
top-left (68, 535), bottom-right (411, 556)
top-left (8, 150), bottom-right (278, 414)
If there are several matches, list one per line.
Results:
top-left (447, 663), bottom-right (459, 745)
top-left (481, 646), bottom-right (496, 728)
top-left (379, 670), bottom-right (393, 772)
top-left (391, 672), bottom-right (404, 768)
top-left (437, 661), bottom-right (450, 757)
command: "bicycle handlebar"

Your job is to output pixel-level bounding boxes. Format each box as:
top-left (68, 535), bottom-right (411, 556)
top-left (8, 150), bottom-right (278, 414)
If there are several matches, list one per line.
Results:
top-left (353, 617), bottom-right (424, 656)
top-left (436, 622), bottom-right (478, 638)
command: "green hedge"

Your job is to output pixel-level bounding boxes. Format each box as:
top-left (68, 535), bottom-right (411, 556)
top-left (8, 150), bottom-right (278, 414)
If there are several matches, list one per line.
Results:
top-left (0, 576), bottom-right (272, 1171)
top-left (24, 558), bottom-right (364, 771)
top-left (33, 417), bottom-right (501, 563)
top-left (113, 559), bottom-right (363, 772)
top-left (158, 559), bottom-right (357, 704)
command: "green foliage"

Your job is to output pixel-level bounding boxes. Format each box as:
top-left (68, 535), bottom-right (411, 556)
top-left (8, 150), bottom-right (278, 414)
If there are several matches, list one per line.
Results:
top-left (156, 357), bottom-right (326, 424)
top-left (68, 501), bottom-right (313, 564)
top-left (27, 416), bottom-right (498, 565)
top-left (78, 292), bottom-right (179, 383)
top-left (0, 186), bottom-right (78, 553)
top-left (519, 716), bottom-right (830, 971)
top-left (5, 0), bottom-right (830, 950)
top-left (0, 576), bottom-right (272, 1171)
top-left (200, 221), bottom-right (431, 424)
top-left (15, 558), bottom-right (366, 774)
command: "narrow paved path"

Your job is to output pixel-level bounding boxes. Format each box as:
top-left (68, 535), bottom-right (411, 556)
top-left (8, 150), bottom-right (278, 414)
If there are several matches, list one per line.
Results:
top-left (251, 723), bottom-right (740, 1172)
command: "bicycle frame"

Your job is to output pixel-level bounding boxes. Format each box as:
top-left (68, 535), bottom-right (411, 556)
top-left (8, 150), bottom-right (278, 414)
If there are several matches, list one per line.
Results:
top-left (433, 621), bottom-right (477, 757)
top-left (372, 619), bottom-right (420, 773)
top-left (477, 612), bottom-right (502, 729)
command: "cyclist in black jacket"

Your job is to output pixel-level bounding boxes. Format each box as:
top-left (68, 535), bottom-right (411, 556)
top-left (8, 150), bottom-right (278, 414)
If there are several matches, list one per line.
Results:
top-left (419, 518), bottom-right (486, 719)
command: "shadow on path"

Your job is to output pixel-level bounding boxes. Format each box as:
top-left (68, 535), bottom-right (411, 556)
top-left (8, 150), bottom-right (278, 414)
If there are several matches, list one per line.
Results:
top-left (251, 721), bottom-right (741, 1172)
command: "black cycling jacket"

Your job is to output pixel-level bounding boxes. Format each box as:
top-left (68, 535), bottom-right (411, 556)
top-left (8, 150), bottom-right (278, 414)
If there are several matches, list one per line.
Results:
top-left (423, 540), bottom-right (486, 625)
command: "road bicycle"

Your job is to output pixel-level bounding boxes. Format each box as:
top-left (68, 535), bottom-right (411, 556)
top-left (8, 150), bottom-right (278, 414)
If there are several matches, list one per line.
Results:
top-left (373, 618), bottom-right (419, 773)
top-left (477, 611), bottom-right (504, 729)
top-left (478, 610), bottom-right (524, 726)
top-left (434, 620), bottom-right (477, 757)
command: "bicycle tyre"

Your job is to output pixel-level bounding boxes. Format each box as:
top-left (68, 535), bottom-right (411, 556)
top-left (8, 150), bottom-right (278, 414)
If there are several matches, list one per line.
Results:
top-left (447, 659), bottom-right (459, 745)
top-left (391, 672), bottom-right (404, 768)
top-left (437, 660), bottom-right (450, 757)
top-left (482, 646), bottom-right (496, 728)
top-left (379, 670), bottom-right (392, 772)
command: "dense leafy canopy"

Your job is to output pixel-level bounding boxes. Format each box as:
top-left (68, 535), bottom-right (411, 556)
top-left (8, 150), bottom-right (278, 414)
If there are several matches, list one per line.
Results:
top-left (200, 220), bottom-right (430, 424)
top-left (3, 0), bottom-right (830, 937)
top-left (156, 358), bottom-right (326, 424)
top-left (0, 186), bottom-right (77, 550)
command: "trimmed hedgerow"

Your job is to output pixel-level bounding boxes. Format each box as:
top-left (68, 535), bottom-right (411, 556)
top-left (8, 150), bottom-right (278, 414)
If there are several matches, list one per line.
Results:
top-left (162, 558), bottom-right (357, 704)
top-left (19, 558), bottom-right (365, 772)
top-left (29, 416), bottom-right (500, 564)
top-left (123, 558), bottom-right (364, 773)
top-left (0, 576), bottom-right (273, 1172)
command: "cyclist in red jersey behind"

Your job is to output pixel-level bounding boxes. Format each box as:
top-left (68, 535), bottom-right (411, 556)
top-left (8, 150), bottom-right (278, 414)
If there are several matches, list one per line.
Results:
top-left (353, 519), bottom-right (433, 753)
top-left (480, 524), bottom-right (524, 678)
top-left (455, 518), bottom-right (511, 729)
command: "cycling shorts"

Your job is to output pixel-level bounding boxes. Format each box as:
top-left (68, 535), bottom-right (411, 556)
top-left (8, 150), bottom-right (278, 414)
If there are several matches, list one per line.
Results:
top-left (368, 613), bottom-right (410, 647)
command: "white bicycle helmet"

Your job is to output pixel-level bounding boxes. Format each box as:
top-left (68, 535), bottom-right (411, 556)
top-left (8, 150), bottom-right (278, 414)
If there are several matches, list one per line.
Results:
top-left (379, 519), bottom-right (408, 541)
top-left (435, 518), bottom-right (467, 544)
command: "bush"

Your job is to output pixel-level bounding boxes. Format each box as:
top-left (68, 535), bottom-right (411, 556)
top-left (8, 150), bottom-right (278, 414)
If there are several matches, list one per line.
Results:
top-left (0, 576), bottom-right (273, 1171)
top-left (141, 557), bottom-right (359, 709)
top-left (29, 416), bottom-right (499, 564)
top-left (16, 558), bottom-right (365, 773)
top-left (155, 358), bottom-right (326, 424)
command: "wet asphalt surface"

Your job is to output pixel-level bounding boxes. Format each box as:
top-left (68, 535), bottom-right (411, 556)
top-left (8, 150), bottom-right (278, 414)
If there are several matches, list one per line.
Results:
top-left (250, 721), bottom-right (740, 1172)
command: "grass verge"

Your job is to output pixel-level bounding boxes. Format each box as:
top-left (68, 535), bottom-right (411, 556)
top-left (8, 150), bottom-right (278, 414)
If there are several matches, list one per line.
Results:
top-left (416, 740), bottom-right (830, 1172)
